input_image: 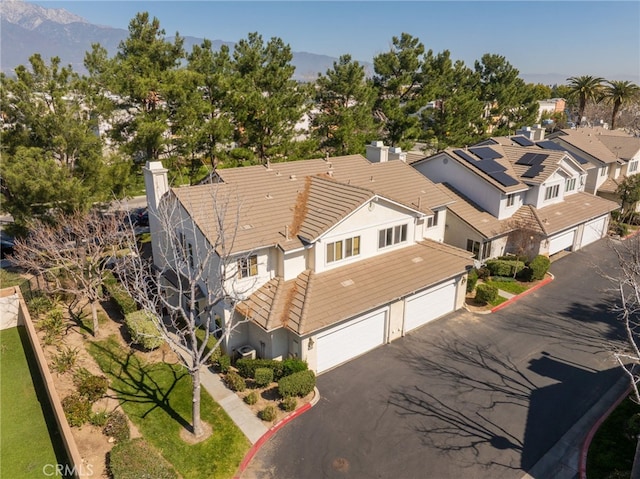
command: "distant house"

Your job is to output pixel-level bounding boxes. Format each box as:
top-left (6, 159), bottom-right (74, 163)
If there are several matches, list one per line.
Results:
top-left (144, 153), bottom-right (472, 374)
top-left (411, 136), bottom-right (619, 261)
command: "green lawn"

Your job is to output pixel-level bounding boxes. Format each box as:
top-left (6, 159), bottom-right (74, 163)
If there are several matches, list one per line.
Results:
top-left (485, 280), bottom-right (528, 295)
top-left (489, 295), bottom-right (509, 307)
top-left (587, 395), bottom-right (640, 478)
top-left (88, 336), bottom-right (250, 479)
top-left (0, 327), bottom-right (68, 478)
top-left (0, 269), bottom-right (29, 291)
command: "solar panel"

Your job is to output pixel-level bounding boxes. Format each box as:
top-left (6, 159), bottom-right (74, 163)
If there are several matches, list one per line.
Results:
top-left (454, 149), bottom-right (519, 187)
top-left (454, 149), bottom-right (479, 164)
top-left (469, 146), bottom-right (503, 160)
top-left (476, 159), bottom-right (506, 174)
top-left (516, 152), bottom-right (548, 166)
top-left (490, 171), bottom-right (520, 187)
top-left (522, 164), bottom-right (545, 178)
top-left (536, 140), bottom-right (589, 164)
top-left (512, 136), bottom-right (535, 147)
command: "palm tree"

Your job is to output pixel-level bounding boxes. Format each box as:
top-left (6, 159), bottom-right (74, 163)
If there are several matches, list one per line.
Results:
top-left (602, 80), bottom-right (640, 130)
top-left (566, 75), bottom-right (604, 126)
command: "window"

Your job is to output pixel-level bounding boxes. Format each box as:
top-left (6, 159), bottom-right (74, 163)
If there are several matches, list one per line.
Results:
top-left (565, 177), bottom-right (576, 192)
top-left (427, 210), bottom-right (440, 228)
top-left (506, 194), bottom-right (515, 207)
top-left (187, 242), bottom-right (194, 268)
top-left (379, 224), bottom-right (407, 249)
top-left (326, 236), bottom-right (360, 263)
top-left (600, 166), bottom-right (607, 177)
top-left (238, 255), bottom-right (258, 278)
top-left (466, 239), bottom-right (480, 258)
top-left (544, 184), bottom-right (560, 201)
top-left (629, 160), bottom-right (639, 173)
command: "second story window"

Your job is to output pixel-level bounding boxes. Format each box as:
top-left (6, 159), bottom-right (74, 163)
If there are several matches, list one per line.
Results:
top-left (427, 210), bottom-right (440, 228)
top-left (326, 236), bottom-right (360, 263)
top-left (379, 224), bottom-right (408, 249)
top-left (600, 166), bottom-right (608, 177)
top-left (629, 159), bottom-right (639, 173)
top-left (544, 184), bottom-right (560, 201)
top-left (506, 193), bottom-right (515, 207)
top-left (238, 255), bottom-right (258, 279)
top-left (565, 177), bottom-right (576, 192)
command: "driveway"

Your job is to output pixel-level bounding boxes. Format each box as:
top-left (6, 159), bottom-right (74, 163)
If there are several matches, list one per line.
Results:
top-left (242, 239), bottom-right (627, 479)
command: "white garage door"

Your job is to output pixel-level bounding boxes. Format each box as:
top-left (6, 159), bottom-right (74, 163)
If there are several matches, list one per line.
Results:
top-left (316, 309), bottom-right (387, 373)
top-left (404, 280), bottom-right (456, 333)
top-left (581, 217), bottom-right (607, 247)
top-left (548, 229), bottom-right (576, 255)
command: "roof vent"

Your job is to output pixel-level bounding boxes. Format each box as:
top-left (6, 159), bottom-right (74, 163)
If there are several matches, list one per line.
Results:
top-left (340, 279), bottom-right (354, 287)
top-left (275, 171), bottom-right (281, 176)
top-left (370, 176), bottom-right (374, 182)
top-left (290, 174), bottom-right (297, 180)
top-left (265, 193), bottom-right (272, 199)
top-left (241, 224), bottom-right (254, 230)
top-left (412, 257), bottom-right (424, 263)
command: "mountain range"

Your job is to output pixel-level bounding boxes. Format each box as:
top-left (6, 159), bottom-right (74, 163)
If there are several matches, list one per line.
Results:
top-left (0, 0), bottom-right (355, 81)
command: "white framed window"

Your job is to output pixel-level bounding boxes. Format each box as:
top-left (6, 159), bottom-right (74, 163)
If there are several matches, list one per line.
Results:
top-left (238, 255), bottom-right (258, 278)
top-left (379, 224), bottom-right (407, 249)
top-left (427, 211), bottom-right (439, 228)
top-left (565, 177), bottom-right (576, 192)
top-left (326, 236), bottom-right (360, 263)
top-left (506, 193), bottom-right (515, 207)
top-left (629, 159), bottom-right (639, 173)
top-left (600, 166), bottom-right (607, 177)
top-left (544, 184), bottom-right (560, 201)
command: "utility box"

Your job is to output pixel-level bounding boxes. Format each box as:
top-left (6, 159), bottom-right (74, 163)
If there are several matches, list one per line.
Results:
top-left (237, 345), bottom-right (256, 360)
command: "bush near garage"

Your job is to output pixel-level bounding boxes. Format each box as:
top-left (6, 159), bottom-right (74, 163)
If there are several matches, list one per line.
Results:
top-left (225, 371), bottom-right (247, 392)
top-left (278, 370), bottom-right (316, 398)
top-left (475, 283), bottom-right (499, 305)
top-left (236, 358), bottom-right (284, 380)
top-left (254, 367), bottom-right (274, 387)
top-left (485, 259), bottom-right (525, 277)
top-left (466, 269), bottom-right (479, 293)
top-left (526, 255), bottom-right (551, 281)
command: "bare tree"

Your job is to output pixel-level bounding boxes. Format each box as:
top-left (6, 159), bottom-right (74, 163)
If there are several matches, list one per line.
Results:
top-left (609, 236), bottom-right (640, 404)
top-left (116, 189), bottom-right (254, 438)
top-left (504, 215), bottom-right (545, 261)
top-left (12, 210), bottom-right (129, 336)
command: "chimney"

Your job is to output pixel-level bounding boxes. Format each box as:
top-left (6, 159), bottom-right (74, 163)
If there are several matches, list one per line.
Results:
top-left (366, 141), bottom-right (389, 163)
top-left (388, 146), bottom-right (407, 162)
top-left (143, 161), bottom-right (169, 268)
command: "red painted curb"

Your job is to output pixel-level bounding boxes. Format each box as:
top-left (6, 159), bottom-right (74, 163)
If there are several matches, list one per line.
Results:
top-left (490, 275), bottom-right (554, 313)
top-left (578, 385), bottom-right (632, 479)
top-left (234, 401), bottom-right (313, 478)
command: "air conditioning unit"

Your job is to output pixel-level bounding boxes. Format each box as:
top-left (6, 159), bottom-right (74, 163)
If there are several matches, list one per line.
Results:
top-left (237, 345), bottom-right (256, 360)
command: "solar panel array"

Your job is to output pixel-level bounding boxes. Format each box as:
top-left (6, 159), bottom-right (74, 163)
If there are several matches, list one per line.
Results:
top-left (515, 152), bottom-right (549, 178)
top-left (453, 149), bottom-right (520, 187)
top-left (512, 136), bottom-right (535, 147)
top-left (536, 140), bottom-right (589, 165)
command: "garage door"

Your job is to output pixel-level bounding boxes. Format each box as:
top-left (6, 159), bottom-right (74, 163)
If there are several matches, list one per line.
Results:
top-left (548, 229), bottom-right (576, 255)
top-left (581, 216), bottom-right (607, 247)
top-left (316, 309), bottom-right (387, 373)
top-left (404, 280), bottom-right (456, 333)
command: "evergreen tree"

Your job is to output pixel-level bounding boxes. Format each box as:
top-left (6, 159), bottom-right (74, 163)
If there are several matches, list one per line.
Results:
top-left (312, 54), bottom-right (377, 156)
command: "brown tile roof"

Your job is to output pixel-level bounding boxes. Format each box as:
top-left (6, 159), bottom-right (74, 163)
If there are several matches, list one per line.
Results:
top-left (502, 145), bottom-right (577, 185)
top-left (597, 177), bottom-right (620, 194)
top-left (174, 155), bottom-right (451, 254)
top-left (440, 184), bottom-right (507, 239)
top-left (596, 134), bottom-right (640, 161)
top-left (533, 192), bottom-right (618, 235)
top-left (238, 240), bottom-right (473, 334)
top-left (549, 128), bottom-right (619, 164)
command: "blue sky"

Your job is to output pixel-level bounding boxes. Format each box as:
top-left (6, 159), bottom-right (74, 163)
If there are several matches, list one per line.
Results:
top-left (38, 1), bottom-right (640, 83)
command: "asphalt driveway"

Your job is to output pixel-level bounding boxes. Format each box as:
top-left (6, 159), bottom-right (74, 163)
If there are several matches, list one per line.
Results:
top-left (242, 238), bottom-right (627, 479)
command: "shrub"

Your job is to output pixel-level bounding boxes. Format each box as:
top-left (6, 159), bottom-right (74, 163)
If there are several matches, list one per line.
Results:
top-left (124, 310), bottom-right (163, 350)
top-left (477, 266), bottom-right (491, 280)
top-left (278, 370), bottom-right (316, 398)
top-left (39, 306), bottom-right (65, 345)
top-left (282, 358), bottom-right (308, 377)
top-left (27, 293), bottom-right (54, 318)
top-left (109, 438), bottom-right (177, 479)
top-left (225, 371), bottom-right (246, 392)
top-left (77, 374), bottom-right (109, 402)
top-left (236, 358), bottom-right (284, 380)
top-left (259, 405), bottom-right (277, 422)
top-left (217, 354), bottom-right (231, 373)
top-left (527, 255), bottom-right (551, 281)
top-left (254, 367), bottom-right (274, 387)
top-left (62, 394), bottom-right (92, 427)
top-left (280, 396), bottom-right (297, 412)
top-left (244, 391), bottom-right (258, 405)
top-left (466, 269), bottom-right (478, 293)
top-left (475, 283), bottom-right (499, 305)
top-left (490, 276), bottom-right (516, 283)
top-left (103, 271), bottom-right (138, 315)
top-left (103, 411), bottom-right (130, 443)
top-left (52, 345), bottom-right (79, 374)
top-left (496, 254), bottom-right (528, 263)
top-left (90, 410), bottom-right (110, 427)
top-left (485, 259), bottom-right (525, 277)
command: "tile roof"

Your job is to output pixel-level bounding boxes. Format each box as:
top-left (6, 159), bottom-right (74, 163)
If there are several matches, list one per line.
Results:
top-left (237, 240), bottom-right (473, 335)
top-left (173, 155), bottom-right (452, 254)
top-left (440, 184), bottom-right (507, 239)
top-left (532, 192), bottom-right (618, 235)
top-left (597, 177), bottom-right (620, 194)
top-left (502, 145), bottom-right (578, 185)
top-left (596, 134), bottom-right (640, 161)
top-left (549, 128), bottom-right (619, 164)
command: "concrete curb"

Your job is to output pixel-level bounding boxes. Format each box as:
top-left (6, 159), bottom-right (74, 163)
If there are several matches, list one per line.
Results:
top-left (234, 386), bottom-right (320, 478)
top-left (490, 272), bottom-right (555, 313)
top-left (579, 384), bottom-right (632, 479)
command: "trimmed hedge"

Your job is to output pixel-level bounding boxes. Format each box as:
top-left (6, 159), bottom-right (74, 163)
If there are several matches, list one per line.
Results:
top-left (280, 396), bottom-right (297, 412)
top-left (278, 370), bottom-right (316, 398)
top-left (109, 439), bottom-right (177, 479)
top-left (254, 368), bottom-right (274, 387)
top-left (528, 255), bottom-right (551, 281)
top-left (282, 358), bottom-right (308, 377)
top-left (485, 259), bottom-right (525, 277)
top-left (466, 269), bottom-right (479, 293)
top-left (475, 283), bottom-right (499, 304)
top-left (225, 371), bottom-right (246, 392)
top-left (259, 406), bottom-right (277, 422)
top-left (103, 271), bottom-right (137, 315)
top-left (125, 310), bottom-right (163, 350)
top-left (236, 357), bottom-right (308, 380)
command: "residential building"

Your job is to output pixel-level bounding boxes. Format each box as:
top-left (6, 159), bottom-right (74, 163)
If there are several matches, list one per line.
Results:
top-left (144, 153), bottom-right (473, 374)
